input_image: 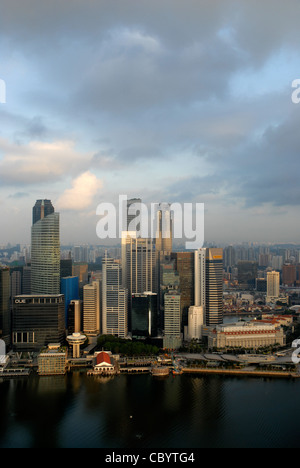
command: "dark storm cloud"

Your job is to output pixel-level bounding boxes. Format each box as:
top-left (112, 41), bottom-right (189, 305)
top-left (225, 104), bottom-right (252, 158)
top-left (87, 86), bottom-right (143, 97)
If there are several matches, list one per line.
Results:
top-left (1, 0), bottom-right (300, 242)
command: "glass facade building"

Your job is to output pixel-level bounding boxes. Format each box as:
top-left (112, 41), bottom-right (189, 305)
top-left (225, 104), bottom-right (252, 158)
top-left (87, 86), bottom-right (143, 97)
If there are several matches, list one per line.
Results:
top-left (131, 292), bottom-right (158, 338)
top-left (61, 276), bottom-right (79, 327)
top-left (12, 295), bottom-right (65, 351)
top-left (31, 206), bottom-right (60, 295)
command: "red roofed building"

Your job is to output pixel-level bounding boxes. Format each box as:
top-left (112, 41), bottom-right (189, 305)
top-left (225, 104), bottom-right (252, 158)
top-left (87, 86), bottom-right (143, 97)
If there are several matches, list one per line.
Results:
top-left (94, 351), bottom-right (115, 374)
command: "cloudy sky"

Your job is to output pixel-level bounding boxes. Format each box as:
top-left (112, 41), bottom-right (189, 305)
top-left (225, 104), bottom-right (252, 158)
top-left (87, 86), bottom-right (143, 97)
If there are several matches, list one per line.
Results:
top-left (1, 0), bottom-right (300, 245)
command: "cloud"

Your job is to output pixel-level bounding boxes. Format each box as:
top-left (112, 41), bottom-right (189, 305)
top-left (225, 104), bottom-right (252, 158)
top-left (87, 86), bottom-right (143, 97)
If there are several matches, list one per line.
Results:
top-left (56, 171), bottom-right (103, 211)
top-left (0, 139), bottom-right (92, 185)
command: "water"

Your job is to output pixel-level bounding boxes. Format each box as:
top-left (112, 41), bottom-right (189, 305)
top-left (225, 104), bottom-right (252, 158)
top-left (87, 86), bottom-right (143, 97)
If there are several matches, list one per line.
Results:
top-left (0, 373), bottom-right (300, 448)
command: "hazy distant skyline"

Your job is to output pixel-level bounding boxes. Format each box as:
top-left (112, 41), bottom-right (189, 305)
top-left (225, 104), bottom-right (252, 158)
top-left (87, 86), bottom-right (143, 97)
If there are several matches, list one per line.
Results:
top-left (1, 1), bottom-right (300, 245)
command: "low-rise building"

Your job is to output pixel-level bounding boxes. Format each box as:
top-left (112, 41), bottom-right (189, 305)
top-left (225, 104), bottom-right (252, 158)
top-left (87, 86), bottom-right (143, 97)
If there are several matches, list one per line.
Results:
top-left (38, 344), bottom-right (67, 375)
top-left (93, 351), bottom-right (115, 375)
top-left (209, 322), bottom-right (285, 350)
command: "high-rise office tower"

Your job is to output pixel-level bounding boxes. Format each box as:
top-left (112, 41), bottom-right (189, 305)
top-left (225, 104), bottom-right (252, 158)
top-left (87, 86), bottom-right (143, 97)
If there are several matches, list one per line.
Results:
top-left (171, 252), bottom-right (194, 329)
top-left (31, 200), bottom-right (60, 295)
top-left (83, 281), bottom-right (100, 336)
top-left (61, 276), bottom-right (79, 327)
top-left (122, 234), bottom-right (157, 295)
top-left (185, 248), bottom-right (207, 341)
top-left (163, 291), bottom-right (182, 350)
top-left (32, 199), bottom-right (54, 225)
top-left (67, 299), bottom-right (82, 334)
top-left (156, 203), bottom-right (173, 255)
top-left (266, 271), bottom-right (280, 303)
top-left (206, 248), bottom-right (223, 326)
top-left (194, 248), bottom-right (206, 308)
top-left (0, 267), bottom-right (11, 346)
top-left (132, 292), bottom-right (158, 338)
top-left (12, 294), bottom-right (65, 351)
top-left (187, 306), bottom-right (204, 341)
top-left (102, 256), bottom-right (128, 338)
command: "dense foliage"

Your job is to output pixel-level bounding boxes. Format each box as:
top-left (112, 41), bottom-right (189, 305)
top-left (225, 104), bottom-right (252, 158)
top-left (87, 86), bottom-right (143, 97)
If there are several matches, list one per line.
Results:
top-left (97, 335), bottom-right (159, 356)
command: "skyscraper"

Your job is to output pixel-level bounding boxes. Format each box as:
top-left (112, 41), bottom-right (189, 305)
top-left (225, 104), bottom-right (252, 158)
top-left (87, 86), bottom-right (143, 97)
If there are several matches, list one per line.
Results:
top-left (194, 248), bottom-right (206, 308)
top-left (0, 267), bottom-right (11, 346)
top-left (156, 203), bottom-right (173, 255)
top-left (61, 276), bottom-right (79, 327)
top-left (12, 294), bottom-right (65, 351)
top-left (132, 292), bottom-right (158, 338)
top-left (171, 252), bottom-right (194, 329)
top-left (185, 248), bottom-right (206, 341)
top-left (83, 281), bottom-right (100, 337)
top-left (206, 248), bottom-right (223, 326)
top-left (122, 234), bottom-right (157, 296)
top-left (266, 271), bottom-right (280, 303)
top-left (31, 200), bottom-right (60, 295)
top-left (32, 199), bottom-right (54, 225)
top-left (102, 256), bottom-right (128, 338)
top-left (163, 291), bottom-right (182, 350)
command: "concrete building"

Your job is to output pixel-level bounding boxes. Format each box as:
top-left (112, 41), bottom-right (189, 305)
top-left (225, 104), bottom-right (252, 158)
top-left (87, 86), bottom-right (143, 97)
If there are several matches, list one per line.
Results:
top-left (163, 291), bottom-right (182, 350)
top-left (122, 233), bottom-right (157, 295)
top-left (282, 264), bottom-right (296, 287)
top-left (266, 271), bottom-right (280, 303)
top-left (38, 343), bottom-right (67, 375)
top-left (66, 332), bottom-right (86, 358)
top-left (194, 248), bottom-right (206, 308)
top-left (187, 306), bottom-right (204, 341)
top-left (209, 322), bottom-right (285, 350)
top-left (155, 203), bottom-right (173, 255)
top-left (171, 252), bottom-right (194, 329)
top-left (102, 256), bottom-right (128, 338)
top-left (206, 248), bottom-right (223, 326)
top-left (83, 281), bottom-right (100, 337)
top-left (67, 299), bottom-right (82, 334)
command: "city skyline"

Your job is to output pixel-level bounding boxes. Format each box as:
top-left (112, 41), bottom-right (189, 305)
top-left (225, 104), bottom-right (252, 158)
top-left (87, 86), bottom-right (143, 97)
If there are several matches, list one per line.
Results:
top-left (1, 1), bottom-right (300, 245)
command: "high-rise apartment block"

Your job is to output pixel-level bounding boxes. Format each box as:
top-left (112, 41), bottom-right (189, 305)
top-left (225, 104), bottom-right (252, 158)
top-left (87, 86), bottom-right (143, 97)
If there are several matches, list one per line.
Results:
top-left (266, 271), bottom-right (280, 303)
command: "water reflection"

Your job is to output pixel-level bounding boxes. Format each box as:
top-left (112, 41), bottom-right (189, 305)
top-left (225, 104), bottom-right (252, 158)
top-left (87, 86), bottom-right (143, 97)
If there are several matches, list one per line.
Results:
top-left (0, 373), bottom-right (300, 448)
